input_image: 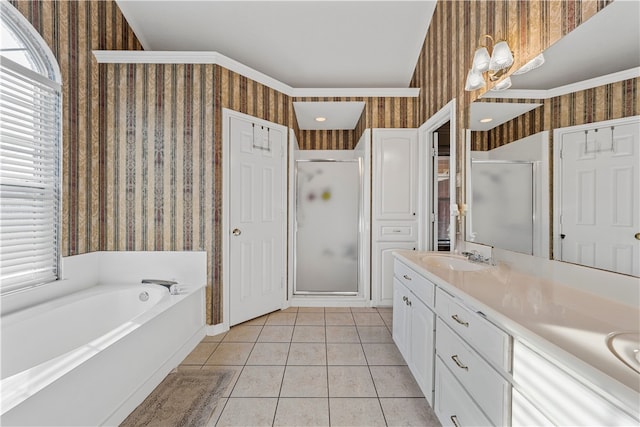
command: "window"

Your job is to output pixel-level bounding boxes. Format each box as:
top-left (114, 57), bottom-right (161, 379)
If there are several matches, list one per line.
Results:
top-left (0, 2), bottom-right (62, 294)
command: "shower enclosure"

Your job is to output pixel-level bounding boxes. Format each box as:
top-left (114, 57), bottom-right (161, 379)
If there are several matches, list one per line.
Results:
top-left (294, 159), bottom-right (361, 295)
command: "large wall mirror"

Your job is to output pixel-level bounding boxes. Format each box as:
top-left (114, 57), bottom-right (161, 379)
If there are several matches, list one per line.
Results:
top-left (464, 0), bottom-right (640, 276)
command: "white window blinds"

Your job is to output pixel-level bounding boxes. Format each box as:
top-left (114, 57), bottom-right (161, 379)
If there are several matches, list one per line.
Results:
top-left (0, 56), bottom-right (61, 293)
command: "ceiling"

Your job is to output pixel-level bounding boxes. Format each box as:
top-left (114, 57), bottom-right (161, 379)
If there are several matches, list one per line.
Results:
top-left (469, 102), bottom-right (542, 131)
top-left (115, 1), bottom-right (437, 89)
top-left (293, 102), bottom-right (365, 130)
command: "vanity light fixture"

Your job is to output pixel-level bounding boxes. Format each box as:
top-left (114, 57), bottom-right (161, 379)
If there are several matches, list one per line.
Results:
top-left (315, 116), bottom-right (326, 122)
top-left (464, 34), bottom-right (514, 91)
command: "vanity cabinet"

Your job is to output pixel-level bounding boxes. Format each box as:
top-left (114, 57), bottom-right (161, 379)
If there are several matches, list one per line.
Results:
top-left (392, 260), bottom-right (435, 404)
top-left (372, 129), bottom-right (419, 306)
top-left (434, 287), bottom-right (511, 427)
top-left (512, 340), bottom-right (638, 426)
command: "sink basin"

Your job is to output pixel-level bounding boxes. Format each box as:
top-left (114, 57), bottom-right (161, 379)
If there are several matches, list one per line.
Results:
top-left (606, 331), bottom-right (640, 374)
top-left (421, 254), bottom-right (493, 272)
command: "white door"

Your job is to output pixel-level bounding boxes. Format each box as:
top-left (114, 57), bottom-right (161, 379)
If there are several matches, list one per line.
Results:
top-left (560, 121), bottom-right (639, 276)
top-left (229, 116), bottom-right (285, 325)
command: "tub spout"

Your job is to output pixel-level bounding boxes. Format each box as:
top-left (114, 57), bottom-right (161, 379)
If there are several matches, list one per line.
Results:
top-left (141, 279), bottom-right (180, 295)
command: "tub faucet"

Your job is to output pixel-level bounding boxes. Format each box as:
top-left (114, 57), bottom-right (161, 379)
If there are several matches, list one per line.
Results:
top-left (141, 279), bottom-right (180, 295)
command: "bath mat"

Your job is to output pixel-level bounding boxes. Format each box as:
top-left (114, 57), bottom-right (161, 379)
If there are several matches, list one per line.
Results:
top-left (120, 369), bottom-right (235, 427)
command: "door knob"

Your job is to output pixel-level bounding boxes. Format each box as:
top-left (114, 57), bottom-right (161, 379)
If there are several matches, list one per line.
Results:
top-left (635, 232), bottom-right (640, 241)
top-left (232, 228), bottom-right (242, 236)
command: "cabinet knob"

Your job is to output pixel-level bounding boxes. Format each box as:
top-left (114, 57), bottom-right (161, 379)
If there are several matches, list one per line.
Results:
top-left (403, 274), bottom-right (412, 281)
top-left (451, 314), bottom-right (469, 327)
top-left (450, 415), bottom-right (461, 427)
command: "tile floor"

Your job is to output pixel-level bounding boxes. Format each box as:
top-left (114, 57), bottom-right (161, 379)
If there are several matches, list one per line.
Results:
top-left (179, 307), bottom-right (441, 426)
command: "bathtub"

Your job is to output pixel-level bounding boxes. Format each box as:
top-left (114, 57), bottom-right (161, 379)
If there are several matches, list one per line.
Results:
top-left (1, 281), bottom-right (205, 426)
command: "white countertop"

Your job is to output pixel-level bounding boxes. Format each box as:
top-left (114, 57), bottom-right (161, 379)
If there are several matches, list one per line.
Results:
top-left (394, 250), bottom-right (640, 415)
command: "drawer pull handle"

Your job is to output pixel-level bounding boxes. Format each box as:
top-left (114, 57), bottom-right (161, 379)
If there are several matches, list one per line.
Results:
top-left (451, 355), bottom-right (469, 371)
top-left (407, 299), bottom-right (412, 306)
top-left (451, 314), bottom-right (469, 327)
top-left (402, 296), bottom-right (408, 302)
top-left (403, 274), bottom-right (412, 281)
top-left (450, 415), bottom-right (461, 427)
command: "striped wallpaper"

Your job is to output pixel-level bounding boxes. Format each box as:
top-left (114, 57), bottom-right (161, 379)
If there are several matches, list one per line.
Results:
top-left (10, 0), bottom-right (142, 258)
top-left (410, 0), bottom-right (614, 206)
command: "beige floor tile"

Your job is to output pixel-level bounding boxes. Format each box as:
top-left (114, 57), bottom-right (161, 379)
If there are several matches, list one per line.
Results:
top-left (353, 312), bottom-right (386, 326)
top-left (328, 366), bottom-right (377, 397)
top-left (280, 307), bottom-right (298, 313)
top-left (280, 366), bottom-right (328, 397)
top-left (325, 312), bottom-right (355, 326)
top-left (246, 342), bottom-right (290, 365)
top-left (327, 343), bottom-right (367, 365)
top-left (222, 325), bottom-right (262, 342)
top-left (297, 307), bottom-right (325, 312)
top-left (324, 307), bottom-right (351, 312)
top-left (351, 307), bottom-right (379, 312)
top-left (273, 398), bottom-right (329, 426)
top-left (230, 366), bottom-right (285, 397)
top-left (205, 342), bottom-right (254, 365)
top-left (379, 311), bottom-right (393, 324)
top-left (258, 326), bottom-right (294, 342)
top-left (216, 397), bottom-right (277, 427)
top-left (292, 325), bottom-right (326, 342)
top-left (380, 398), bottom-right (441, 427)
top-left (181, 342), bottom-right (219, 365)
top-left (203, 332), bottom-right (227, 342)
top-left (357, 326), bottom-right (394, 343)
top-left (295, 312), bottom-right (325, 326)
top-left (266, 312), bottom-right (297, 325)
top-left (362, 343), bottom-right (407, 365)
top-left (370, 366), bottom-right (424, 397)
top-left (326, 326), bottom-right (360, 343)
top-left (329, 398), bottom-right (386, 426)
top-left (241, 314), bottom-right (269, 326)
top-left (201, 365), bottom-right (243, 398)
top-left (287, 342), bottom-right (327, 365)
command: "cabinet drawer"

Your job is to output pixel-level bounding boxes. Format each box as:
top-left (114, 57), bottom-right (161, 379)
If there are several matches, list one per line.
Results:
top-left (436, 318), bottom-right (509, 426)
top-left (394, 259), bottom-right (435, 308)
top-left (513, 340), bottom-right (639, 426)
top-left (434, 357), bottom-right (492, 427)
top-left (376, 223), bottom-right (418, 241)
top-left (435, 288), bottom-right (510, 370)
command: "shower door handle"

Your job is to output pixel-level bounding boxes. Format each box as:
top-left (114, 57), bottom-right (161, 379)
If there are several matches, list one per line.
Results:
top-left (232, 228), bottom-right (242, 236)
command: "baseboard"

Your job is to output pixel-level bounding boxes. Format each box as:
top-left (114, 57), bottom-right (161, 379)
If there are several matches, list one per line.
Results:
top-left (206, 323), bottom-right (229, 336)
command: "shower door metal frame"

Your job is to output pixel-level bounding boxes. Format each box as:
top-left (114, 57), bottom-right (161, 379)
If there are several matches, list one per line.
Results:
top-left (293, 158), bottom-right (363, 296)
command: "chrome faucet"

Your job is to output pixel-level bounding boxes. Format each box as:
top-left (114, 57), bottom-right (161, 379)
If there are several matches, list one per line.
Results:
top-left (461, 250), bottom-right (493, 265)
top-left (141, 279), bottom-right (180, 295)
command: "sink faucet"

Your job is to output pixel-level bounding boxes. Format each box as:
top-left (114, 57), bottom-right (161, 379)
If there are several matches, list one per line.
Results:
top-left (141, 279), bottom-right (180, 295)
top-left (461, 250), bottom-right (493, 265)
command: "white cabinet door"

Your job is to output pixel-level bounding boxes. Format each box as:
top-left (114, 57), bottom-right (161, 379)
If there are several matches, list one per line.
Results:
top-left (392, 278), bottom-right (411, 361)
top-left (376, 242), bottom-right (416, 306)
top-left (373, 129), bottom-right (418, 220)
top-left (409, 297), bottom-right (435, 405)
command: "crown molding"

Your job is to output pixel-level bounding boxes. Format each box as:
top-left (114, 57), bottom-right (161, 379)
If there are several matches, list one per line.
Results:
top-left (482, 67), bottom-right (640, 100)
top-left (92, 50), bottom-right (419, 98)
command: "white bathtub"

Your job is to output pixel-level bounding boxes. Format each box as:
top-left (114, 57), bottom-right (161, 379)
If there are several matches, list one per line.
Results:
top-left (1, 281), bottom-right (205, 426)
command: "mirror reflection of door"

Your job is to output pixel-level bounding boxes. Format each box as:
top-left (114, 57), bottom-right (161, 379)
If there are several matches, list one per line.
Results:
top-left (559, 119), bottom-right (639, 277)
top-left (432, 121), bottom-right (451, 251)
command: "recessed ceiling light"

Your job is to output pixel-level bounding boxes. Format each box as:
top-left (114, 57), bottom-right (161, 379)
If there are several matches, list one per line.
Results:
top-left (315, 117), bottom-right (326, 122)
top-left (480, 118), bottom-right (493, 123)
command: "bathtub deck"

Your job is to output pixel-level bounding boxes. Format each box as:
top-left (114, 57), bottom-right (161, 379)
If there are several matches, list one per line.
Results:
top-left (175, 306), bottom-right (441, 426)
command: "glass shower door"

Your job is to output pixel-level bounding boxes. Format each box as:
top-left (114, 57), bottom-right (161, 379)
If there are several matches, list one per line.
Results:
top-left (294, 160), bottom-right (360, 294)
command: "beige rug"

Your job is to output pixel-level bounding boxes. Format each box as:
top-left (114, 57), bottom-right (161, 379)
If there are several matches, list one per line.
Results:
top-left (121, 369), bottom-right (235, 427)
